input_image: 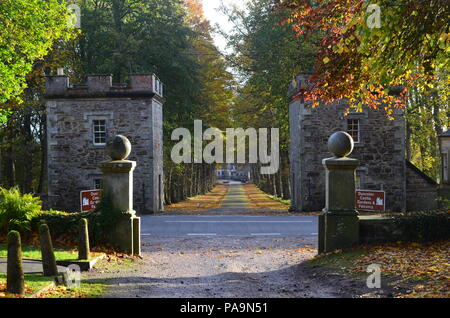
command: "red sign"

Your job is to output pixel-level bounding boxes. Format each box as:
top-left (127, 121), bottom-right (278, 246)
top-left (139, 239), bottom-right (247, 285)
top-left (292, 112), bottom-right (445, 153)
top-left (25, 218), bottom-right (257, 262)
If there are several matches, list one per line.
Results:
top-left (80, 190), bottom-right (103, 212)
top-left (356, 190), bottom-right (385, 212)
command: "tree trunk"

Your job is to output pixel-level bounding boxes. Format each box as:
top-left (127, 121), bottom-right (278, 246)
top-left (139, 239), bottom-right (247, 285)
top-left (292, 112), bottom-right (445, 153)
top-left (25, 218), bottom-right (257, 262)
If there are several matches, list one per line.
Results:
top-left (37, 112), bottom-right (47, 194)
top-left (4, 118), bottom-right (15, 188)
top-left (22, 112), bottom-right (33, 193)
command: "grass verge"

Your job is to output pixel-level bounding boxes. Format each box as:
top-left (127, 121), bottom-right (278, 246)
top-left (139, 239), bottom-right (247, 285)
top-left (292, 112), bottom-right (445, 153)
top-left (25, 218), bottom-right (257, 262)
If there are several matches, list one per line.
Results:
top-left (0, 273), bottom-right (54, 297)
top-left (0, 243), bottom-right (77, 261)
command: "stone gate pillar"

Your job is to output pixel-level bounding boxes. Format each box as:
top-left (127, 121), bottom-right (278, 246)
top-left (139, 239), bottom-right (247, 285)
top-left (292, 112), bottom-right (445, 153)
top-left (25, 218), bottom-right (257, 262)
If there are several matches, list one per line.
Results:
top-left (100, 135), bottom-right (140, 255)
top-left (319, 132), bottom-right (359, 254)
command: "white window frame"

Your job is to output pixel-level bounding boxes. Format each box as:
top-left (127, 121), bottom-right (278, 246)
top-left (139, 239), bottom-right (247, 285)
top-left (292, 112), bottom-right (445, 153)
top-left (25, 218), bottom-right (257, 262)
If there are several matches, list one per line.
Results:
top-left (347, 119), bottom-right (360, 143)
top-left (92, 119), bottom-right (107, 146)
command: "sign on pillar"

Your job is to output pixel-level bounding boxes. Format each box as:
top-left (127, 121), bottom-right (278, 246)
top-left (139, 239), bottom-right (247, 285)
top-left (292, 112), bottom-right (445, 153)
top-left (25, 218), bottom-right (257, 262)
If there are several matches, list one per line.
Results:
top-left (80, 190), bottom-right (103, 212)
top-left (356, 190), bottom-right (385, 212)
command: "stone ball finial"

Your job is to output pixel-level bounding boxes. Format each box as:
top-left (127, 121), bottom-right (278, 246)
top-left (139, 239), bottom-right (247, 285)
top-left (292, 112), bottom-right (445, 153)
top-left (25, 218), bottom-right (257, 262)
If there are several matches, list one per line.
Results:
top-left (328, 131), bottom-right (354, 158)
top-left (107, 135), bottom-right (131, 160)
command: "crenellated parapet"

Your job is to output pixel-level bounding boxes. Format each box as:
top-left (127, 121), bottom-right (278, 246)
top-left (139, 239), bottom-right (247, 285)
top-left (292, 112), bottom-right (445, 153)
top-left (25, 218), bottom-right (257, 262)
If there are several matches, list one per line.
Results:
top-left (45, 74), bottom-right (164, 100)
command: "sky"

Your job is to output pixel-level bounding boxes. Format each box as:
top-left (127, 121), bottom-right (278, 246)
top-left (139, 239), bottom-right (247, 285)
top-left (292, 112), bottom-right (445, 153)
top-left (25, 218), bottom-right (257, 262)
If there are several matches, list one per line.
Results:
top-left (201, 0), bottom-right (248, 53)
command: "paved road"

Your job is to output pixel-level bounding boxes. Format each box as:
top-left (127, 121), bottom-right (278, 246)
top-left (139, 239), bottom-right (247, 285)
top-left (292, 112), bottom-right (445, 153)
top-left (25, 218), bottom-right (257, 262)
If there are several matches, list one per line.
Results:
top-left (142, 183), bottom-right (317, 237)
top-left (140, 215), bottom-right (318, 237)
top-left (0, 258), bottom-right (66, 274)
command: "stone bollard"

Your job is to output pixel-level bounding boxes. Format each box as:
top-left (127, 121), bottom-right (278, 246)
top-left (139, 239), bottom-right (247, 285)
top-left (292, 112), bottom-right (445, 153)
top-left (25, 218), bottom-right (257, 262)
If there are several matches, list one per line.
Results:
top-left (7, 231), bottom-right (25, 295)
top-left (132, 217), bottom-right (141, 256)
top-left (319, 131), bottom-right (359, 254)
top-left (39, 223), bottom-right (58, 276)
top-left (100, 135), bottom-right (141, 255)
top-left (78, 218), bottom-right (91, 260)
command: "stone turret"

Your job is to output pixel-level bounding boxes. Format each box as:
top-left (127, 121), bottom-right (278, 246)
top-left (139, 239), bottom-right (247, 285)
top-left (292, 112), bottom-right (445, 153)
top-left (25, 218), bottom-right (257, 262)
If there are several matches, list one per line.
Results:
top-left (288, 72), bottom-right (407, 212)
top-left (45, 72), bottom-right (165, 214)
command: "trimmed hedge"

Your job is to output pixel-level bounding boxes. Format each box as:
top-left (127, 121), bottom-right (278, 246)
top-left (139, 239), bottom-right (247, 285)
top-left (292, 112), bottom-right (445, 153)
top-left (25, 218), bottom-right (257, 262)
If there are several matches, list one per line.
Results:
top-left (31, 195), bottom-right (128, 248)
top-left (0, 188), bottom-right (129, 249)
top-left (392, 210), bottom-right (450, 242)
top-left (361, 210), bottom-right (450, 245)
top-left (31, 210), bottom-right (92, 246)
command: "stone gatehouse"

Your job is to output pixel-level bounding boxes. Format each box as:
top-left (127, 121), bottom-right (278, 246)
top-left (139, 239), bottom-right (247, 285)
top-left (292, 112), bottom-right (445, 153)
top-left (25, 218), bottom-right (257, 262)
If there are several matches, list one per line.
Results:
top-left (288, 73), bottom-right (438, 212)
top-left (45, 73), bottom-right (164, 214)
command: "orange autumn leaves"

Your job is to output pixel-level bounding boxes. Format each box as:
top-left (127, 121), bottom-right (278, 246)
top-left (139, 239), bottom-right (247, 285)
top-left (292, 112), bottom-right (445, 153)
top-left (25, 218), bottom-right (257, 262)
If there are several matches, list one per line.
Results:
top-left (352, 241), bottom-right (450, 298)
top-left (165, 184), bottom-right (229, 211)
top-left (243, 184), bottom-right (289, 210)
top-left (0, 281), bottom-right (33, 298)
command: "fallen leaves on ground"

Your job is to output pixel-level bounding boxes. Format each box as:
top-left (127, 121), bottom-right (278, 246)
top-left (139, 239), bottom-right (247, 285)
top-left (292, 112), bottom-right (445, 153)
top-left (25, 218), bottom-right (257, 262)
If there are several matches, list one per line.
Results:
top-left (0, 281), bottom-right (35, 298)
top-left (352, 241), bottom-right (450, 298)
top-left (164, 185), bottom-right (229, 212)
top-left (290, 247), bottom-right (317, 255)
top-left (35, 285), bottom-right (97, 298)
top-left (242, 184), bottom-right (290, 210)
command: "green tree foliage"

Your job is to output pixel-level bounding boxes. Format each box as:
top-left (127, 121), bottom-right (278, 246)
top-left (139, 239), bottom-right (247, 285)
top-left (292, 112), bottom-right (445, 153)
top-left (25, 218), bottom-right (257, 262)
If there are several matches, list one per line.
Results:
top-left (0, 0), bottom-right (74, 107)
top-left (0, 39), bottom-right (81, 193)
top-left (0, 187), bottom-right (42, 233)
top-left (406, 69), bottom-right (450, 180)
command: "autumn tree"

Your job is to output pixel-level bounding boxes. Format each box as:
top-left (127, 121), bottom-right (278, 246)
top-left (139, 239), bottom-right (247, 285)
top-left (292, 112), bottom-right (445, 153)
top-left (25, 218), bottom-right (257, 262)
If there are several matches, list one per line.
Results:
top-left (278, 0), bottom-right (449, 112)
top-left (0, 0), bottom-right (73, 108)
top-left (0, 0), bottom-right (77, 191)
top-left (278, 0), bottom-right (449, 180)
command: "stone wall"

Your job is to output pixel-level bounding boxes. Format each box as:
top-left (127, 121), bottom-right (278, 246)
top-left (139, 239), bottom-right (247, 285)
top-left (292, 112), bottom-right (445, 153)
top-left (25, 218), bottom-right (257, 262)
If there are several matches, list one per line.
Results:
top-left (289, 74), bottom-right (406, 212)
top-left (405, 160), bottom-right (438, 211)
top-left (45, 74), bottom-right (164, 214)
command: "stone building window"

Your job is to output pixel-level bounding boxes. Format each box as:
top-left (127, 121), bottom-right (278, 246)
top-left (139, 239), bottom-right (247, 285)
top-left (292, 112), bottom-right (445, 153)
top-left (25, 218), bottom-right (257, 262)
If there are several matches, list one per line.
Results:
top-left (347, 119), bottom-right (360, 143)
top-left (93, 120), bottom-right (107, 145)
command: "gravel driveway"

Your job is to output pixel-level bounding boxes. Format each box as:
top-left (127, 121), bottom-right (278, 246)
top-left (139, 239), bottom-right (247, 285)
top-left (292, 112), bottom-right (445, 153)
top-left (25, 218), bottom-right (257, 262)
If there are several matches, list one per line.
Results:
top-left (83, 236), bottom-right (372, 298)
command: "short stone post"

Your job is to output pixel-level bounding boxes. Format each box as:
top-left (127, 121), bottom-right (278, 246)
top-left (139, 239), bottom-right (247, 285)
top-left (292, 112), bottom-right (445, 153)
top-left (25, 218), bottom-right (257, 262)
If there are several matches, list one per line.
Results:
top-left (39, 223), bottom-right (58, 276)
top-left (132, 217), bottom-right (141, 256)
top-left (7, 231), bottom-right (25, 295)
top-left (100, 135), bottom-right (140, 255)
top-left (319, 132), bottom-right (359, 254)
top-left (78, 218), bottom-right (91, 260)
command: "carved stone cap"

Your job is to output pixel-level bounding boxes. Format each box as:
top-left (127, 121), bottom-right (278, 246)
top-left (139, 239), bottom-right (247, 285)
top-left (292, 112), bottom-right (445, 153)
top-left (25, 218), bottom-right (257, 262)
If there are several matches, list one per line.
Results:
top-left (100, 160), bottom-right (136, 173)
top-left (322, 157), bottom-right (360, 170)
